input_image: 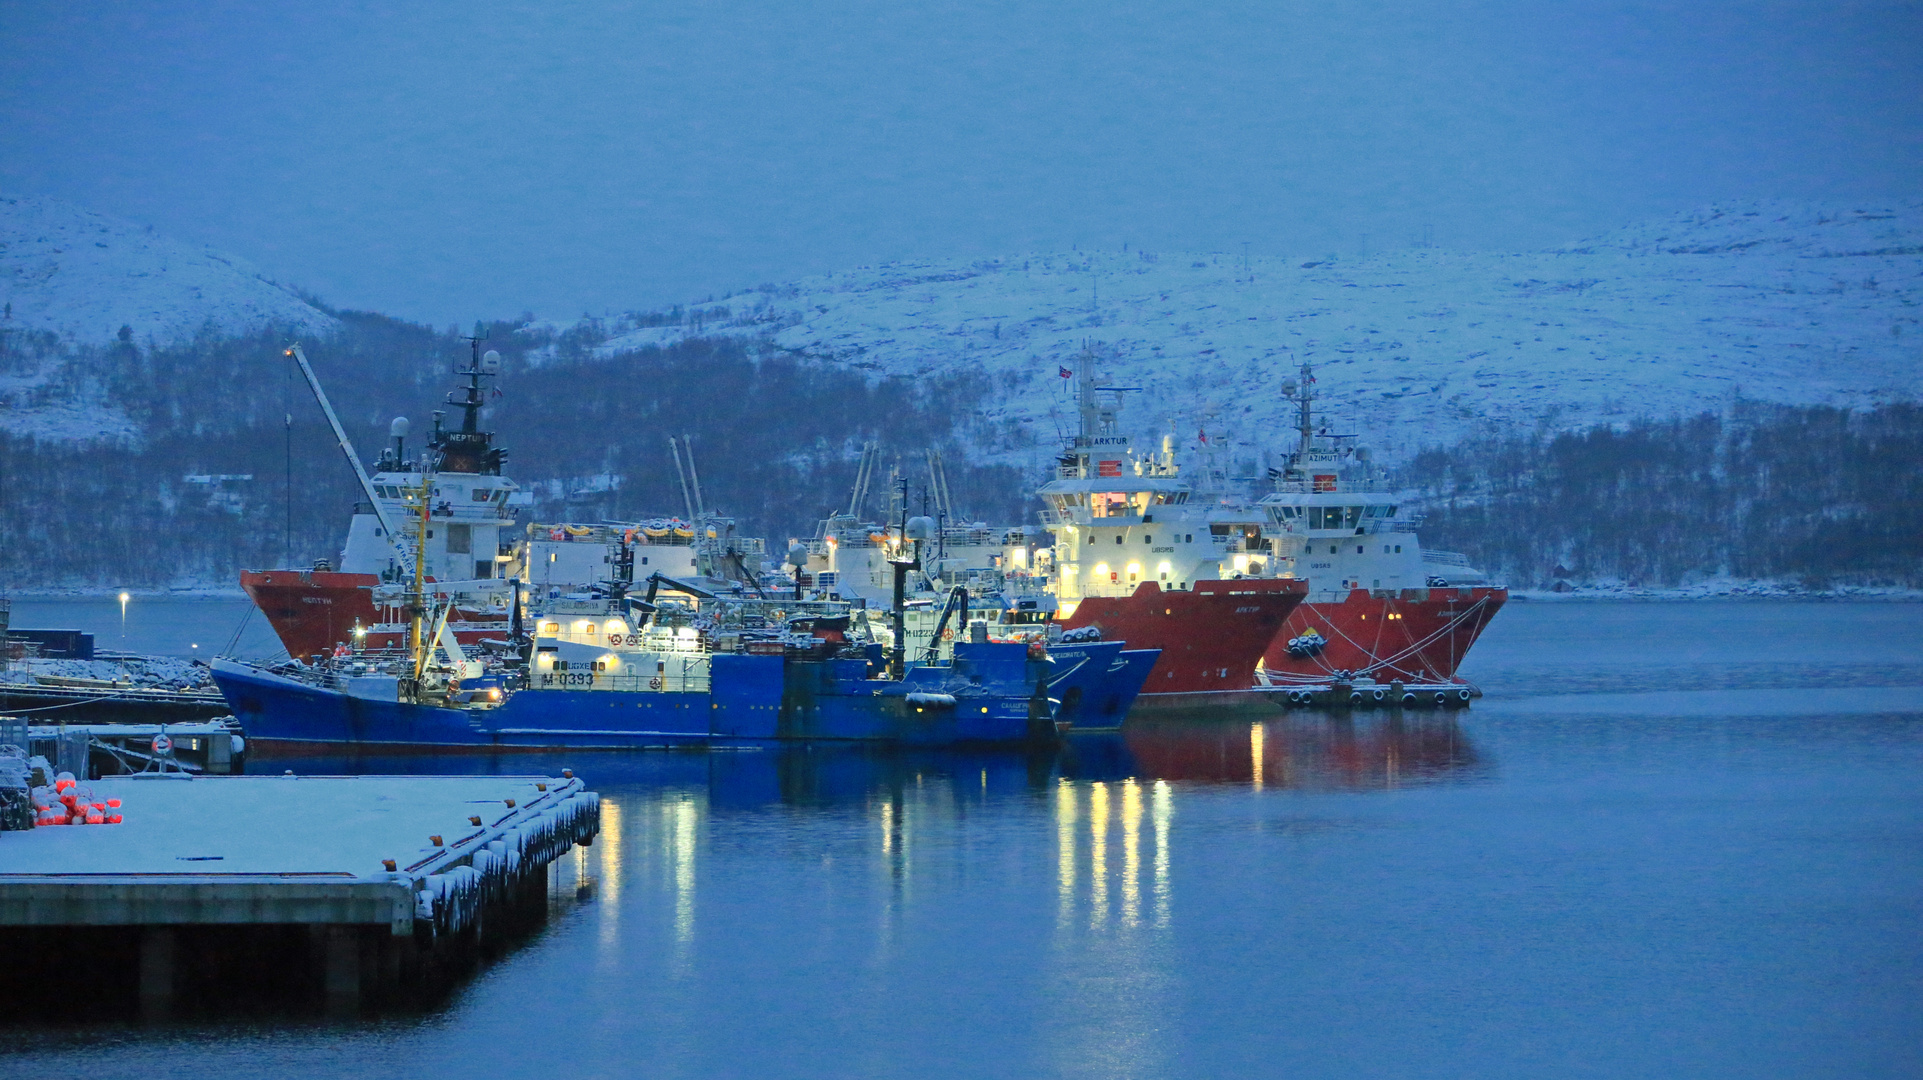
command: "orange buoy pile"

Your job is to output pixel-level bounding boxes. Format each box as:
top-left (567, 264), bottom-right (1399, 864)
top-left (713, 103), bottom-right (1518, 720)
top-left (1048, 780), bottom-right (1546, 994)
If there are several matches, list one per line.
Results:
top-left (30, 773), bottom-right (124, 827)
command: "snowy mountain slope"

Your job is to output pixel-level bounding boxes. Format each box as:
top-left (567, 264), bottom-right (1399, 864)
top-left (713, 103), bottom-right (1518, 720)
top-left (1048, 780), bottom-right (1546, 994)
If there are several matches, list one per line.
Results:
top-left (0, 193), bottom-right (337, 347)
top-left (596, 201), bottom-right (1921, 468)
top-left (0, 194), bottom-right (339, 442)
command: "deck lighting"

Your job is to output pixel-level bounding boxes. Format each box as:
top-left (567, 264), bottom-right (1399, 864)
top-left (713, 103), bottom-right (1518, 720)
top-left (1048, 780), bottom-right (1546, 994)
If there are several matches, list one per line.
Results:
top-left (604, 619), bottom-right (627, 636)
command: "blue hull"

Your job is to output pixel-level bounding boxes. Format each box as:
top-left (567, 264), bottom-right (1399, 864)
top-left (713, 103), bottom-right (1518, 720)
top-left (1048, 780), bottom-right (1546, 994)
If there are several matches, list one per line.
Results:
top-left (213, 642), bottom-right (1055, 750)
top-left (1048, 642), bottom-right (1159, 730)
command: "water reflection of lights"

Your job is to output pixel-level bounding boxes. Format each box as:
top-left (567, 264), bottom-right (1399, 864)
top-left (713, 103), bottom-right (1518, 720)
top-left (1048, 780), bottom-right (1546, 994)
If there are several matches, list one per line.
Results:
top-left (596, 796), bottom-right (623, 953)
top-left (669, 796), bottom-right (698, 951)
top-left (1056, 780), bottom-right (1077, 927)
top-left (1052, 777), bottom-right (1172, 932)
top-left (1250, 723), bottom-right (1266, 790)
top-left (1089, 782), bottom-right (1110, 928)
top-left (1152, 780), bottom-right (1171, 927)
top-left (1120, 779), bottom-right (1142, 928)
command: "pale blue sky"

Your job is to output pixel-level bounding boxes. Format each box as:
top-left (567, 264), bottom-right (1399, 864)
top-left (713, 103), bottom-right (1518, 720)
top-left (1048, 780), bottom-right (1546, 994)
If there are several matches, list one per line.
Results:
top-left (4, 1), bottom-right (1918, 325)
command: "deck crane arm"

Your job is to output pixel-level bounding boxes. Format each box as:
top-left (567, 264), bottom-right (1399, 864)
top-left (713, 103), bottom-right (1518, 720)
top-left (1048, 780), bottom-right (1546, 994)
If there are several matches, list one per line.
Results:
top-left (285, 343), bottom-right (415, 577)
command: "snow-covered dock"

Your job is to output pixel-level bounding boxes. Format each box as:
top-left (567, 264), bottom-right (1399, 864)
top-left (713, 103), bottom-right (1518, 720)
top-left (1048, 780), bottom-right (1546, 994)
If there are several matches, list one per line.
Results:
top-left (0, 772), bottom-right (599, 1016)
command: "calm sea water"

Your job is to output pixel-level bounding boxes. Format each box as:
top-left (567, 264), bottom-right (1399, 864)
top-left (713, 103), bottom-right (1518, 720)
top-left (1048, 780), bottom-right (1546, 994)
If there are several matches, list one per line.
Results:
top-left (8, 600), bottom-right (1923, 1078)
top-left (4, 596), bottom-right (285, 659)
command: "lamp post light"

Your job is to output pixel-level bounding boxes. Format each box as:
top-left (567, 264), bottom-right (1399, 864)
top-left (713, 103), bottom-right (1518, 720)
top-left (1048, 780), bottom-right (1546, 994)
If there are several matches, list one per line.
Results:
top-left (119, 591), bottom-right (130, 645)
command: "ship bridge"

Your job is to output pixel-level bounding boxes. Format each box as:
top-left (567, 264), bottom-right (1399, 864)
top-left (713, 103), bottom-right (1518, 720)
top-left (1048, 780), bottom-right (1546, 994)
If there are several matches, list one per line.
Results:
top-left (1037, 475), bottom-right (1191, 526)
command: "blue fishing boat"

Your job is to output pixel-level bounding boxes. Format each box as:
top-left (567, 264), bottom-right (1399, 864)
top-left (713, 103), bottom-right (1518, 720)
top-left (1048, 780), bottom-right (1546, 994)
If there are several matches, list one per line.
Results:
top-left (210, 636), bottom-right (1058, 750)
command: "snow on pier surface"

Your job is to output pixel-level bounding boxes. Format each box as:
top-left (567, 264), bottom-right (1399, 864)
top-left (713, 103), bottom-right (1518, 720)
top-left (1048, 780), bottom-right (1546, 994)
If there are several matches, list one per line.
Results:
top-left (0, 773), bottom-right (588, 880)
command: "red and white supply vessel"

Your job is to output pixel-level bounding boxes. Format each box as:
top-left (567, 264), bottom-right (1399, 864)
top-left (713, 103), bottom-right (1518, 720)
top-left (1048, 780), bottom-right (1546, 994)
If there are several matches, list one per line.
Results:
top-left (1252, 361), bottom-right (1506, 696)
top-left (1031, 360), bottom-right (1306, 708)
top-left (240, 342), bottom-right (530, 659)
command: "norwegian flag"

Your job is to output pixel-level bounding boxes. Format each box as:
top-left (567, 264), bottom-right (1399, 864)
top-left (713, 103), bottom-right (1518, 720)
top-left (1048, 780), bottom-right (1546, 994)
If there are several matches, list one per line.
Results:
top-left (1059, 366), bottom-right (1073, 379)
top-left (1198, 428), bottom-right (1209, 444)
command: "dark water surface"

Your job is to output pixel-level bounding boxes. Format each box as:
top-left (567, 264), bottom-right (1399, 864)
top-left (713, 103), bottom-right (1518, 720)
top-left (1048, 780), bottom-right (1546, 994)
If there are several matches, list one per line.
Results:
top-left (8, 600), bottom-right (1922, 1078)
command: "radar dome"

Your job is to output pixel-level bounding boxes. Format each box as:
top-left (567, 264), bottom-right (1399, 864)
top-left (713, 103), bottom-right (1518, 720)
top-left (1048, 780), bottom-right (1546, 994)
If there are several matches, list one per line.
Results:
top-left (389, 417), bottom-right (410, 438)
top-left (905, 516), bottom-right (937, 541)
top-left (786, 543), bottom-right (810, 568)
top-left (480, 349), bottom-right (502, 373)
top-left (1280, 379), bottom-right (1298, 397)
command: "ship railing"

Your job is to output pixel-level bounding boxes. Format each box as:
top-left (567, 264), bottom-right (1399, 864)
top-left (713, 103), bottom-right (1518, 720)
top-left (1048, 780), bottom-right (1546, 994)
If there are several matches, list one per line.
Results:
top-left (1422, 549), bottom-right (1472, 568)
top-left (1056, 465), bottom-right (1083, 479)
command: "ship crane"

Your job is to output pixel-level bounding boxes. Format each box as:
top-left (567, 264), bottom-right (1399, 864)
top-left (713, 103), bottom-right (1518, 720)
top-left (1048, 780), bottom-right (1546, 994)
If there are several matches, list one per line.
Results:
top-left (284, 343), bottom-right (416, 579)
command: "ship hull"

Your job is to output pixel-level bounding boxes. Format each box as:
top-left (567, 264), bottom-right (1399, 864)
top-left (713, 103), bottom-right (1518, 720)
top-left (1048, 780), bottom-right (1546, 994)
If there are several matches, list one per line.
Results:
top-left (1259, 586), bottom-right (1507, 684)
top-left (239, 570), bottom-right (504, 659)
top-left (1059, 579), bottom-right (1306, 705)
top-left (1046, 642), bottom-right (1159, 730)
top-left (211, 642), bottom-right (1054, 750)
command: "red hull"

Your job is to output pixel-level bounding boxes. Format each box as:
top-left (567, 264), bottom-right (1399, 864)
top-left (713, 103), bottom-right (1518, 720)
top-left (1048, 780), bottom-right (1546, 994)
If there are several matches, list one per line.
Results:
top-left (1060, 579), bottom-right (1306, 699)
top-left (1260, 586), bottom-right (1507, 684)
top-left (239, 570), bottom-right (504, 659)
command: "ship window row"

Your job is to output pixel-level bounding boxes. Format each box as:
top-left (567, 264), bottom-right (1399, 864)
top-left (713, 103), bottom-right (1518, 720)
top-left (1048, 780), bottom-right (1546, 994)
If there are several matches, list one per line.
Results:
top-left (1051, 491), bottom-right (1190, 518)
top-left (372, 485), bottom-right (509, 503)
top-left (1271, 504), bottom-right (1397, 528)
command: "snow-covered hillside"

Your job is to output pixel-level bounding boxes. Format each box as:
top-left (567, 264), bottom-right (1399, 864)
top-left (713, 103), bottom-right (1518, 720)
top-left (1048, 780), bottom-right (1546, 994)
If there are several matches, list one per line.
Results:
top-left (0, 194), bottom-right (336, 347)
top-left (594, 200), bottom-right (1922, 466)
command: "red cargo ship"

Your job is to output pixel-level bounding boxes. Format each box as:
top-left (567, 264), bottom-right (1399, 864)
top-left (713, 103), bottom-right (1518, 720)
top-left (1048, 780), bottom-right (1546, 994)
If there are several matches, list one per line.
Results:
top-left (1251, 361), bottom-right (1506, 685)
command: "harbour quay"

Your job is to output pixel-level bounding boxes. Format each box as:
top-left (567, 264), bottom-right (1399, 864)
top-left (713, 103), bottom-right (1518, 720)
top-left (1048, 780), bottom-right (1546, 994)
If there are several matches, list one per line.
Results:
top-left (0, 772), bottom-right (599, 1017)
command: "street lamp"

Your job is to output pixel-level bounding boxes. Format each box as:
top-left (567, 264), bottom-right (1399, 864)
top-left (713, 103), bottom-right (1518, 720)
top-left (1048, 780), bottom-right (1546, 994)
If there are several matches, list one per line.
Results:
top-left (119, 591), bottom-right (130, 644)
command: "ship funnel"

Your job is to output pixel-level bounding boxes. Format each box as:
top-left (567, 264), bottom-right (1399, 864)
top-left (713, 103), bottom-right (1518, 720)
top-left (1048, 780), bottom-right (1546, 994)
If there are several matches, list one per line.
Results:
top-left (390, 417), bottom-right (411, 439)
top-left (480, 349), bottom-right (502, 374)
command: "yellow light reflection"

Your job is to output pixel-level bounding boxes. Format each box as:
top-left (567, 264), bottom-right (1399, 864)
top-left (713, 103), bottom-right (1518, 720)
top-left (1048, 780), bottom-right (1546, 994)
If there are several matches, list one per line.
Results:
top-left (1089, 781), bottom-right (1110, 928)
top-left (670, 797), bottom-right (697, 950)
top-left (1121, 779), bottom-right (1142, 928)
top-left (1152, 780), bottom-right (1171, 927)
top-left (1251, 722), bottom-right (1266, 791)
top-left (1056, 780), bottom-right (1076, 926)
top-left (596, 796), bottom-right (623, 952)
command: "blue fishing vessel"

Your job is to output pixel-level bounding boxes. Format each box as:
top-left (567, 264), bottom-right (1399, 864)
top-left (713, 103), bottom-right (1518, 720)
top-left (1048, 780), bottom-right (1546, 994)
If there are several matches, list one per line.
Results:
top-left (210, 636), bottom-right (1057, 750)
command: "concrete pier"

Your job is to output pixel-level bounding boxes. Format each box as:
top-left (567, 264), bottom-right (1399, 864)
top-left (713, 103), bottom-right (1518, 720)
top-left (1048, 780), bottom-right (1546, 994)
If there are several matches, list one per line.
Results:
top-left (0, 773), bottom-right (598, 1017)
